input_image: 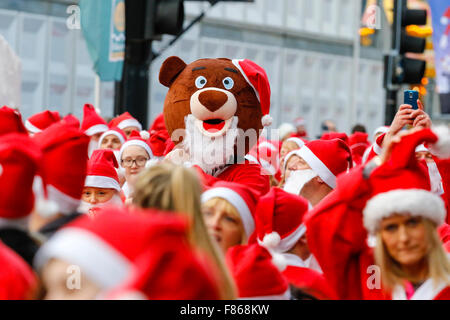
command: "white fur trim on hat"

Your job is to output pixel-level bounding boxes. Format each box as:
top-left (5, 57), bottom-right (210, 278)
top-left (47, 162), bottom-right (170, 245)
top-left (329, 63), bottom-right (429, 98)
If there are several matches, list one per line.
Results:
top-left (259, 158), bottom-right (276, 176)
top-left (117, 118), bottom-right (142, 131)
top-left (415, 144), bottom-right (428, 153)
top-left (286, 137), bottom-right (305, 148)
top-left (85, 124), bottom-right (108, 137)
top-left (363, 189), bottom-right (446, 234)
top-left (298, 146), bottom-right (336, 189)
top-left (202, 187), bottom-right (255, 237)
top-left (85, 176), bottom-right (121, 192)
top-left (429, 125), bottom-right (450, 159)
top-left (261, 115), bottom-right (273, 127)
top-left (244, 154), bottom-right (259, 164)
top-left (34, 227), bottom-right (132, 289)
top-left (119, 140), bottom-right (154, 164)
top-left (98, 131), bottom-right (126, 149)
top-left (33, 176), bottom-right (80, 215)
top-left (25, 120), bottom-right (42, 134)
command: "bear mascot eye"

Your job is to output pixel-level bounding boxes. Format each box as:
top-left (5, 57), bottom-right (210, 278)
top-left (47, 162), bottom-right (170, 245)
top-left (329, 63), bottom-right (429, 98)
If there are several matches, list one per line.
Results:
top-left (222, 77), bottom-right (234, 90)
top-left (195, 76), bottom-right (207, 89)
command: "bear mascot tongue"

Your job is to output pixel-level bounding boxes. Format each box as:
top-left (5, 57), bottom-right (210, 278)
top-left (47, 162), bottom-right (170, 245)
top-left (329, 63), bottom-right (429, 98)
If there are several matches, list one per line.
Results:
top-left (159, 56), bottom-right (272, 195)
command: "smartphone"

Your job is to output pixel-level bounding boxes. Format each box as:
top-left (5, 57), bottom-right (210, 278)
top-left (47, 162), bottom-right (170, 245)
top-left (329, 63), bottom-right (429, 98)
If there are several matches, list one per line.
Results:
top-left (404, 90), bottom-right (419, 110)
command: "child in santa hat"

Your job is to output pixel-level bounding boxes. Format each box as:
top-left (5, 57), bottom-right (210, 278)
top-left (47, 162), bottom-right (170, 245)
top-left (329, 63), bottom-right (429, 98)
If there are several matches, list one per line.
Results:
top-left (79, 149), bottom-right (124, 217)
top-left (305, 127), bottom-right (450, 300)
top-left (132, 162), bottom-right (237, 299)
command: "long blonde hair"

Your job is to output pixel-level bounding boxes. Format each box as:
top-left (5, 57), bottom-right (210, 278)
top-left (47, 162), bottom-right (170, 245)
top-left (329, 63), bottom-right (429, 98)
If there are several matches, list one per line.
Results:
top-left (375, 218), bottom-right (450, 292)
top-left (132, 162), bottom-right (237, 299)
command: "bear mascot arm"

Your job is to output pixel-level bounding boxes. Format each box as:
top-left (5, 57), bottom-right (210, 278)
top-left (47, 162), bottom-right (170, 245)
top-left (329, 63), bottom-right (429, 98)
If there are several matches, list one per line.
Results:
top-left (159, 56), bottom-right (271, 195)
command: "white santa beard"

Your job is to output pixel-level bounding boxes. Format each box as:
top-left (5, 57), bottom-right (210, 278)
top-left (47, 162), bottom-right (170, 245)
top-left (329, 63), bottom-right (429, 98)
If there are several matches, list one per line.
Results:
top-left (78, 194), bottom-right (123, 214)
top-left (182, 114), bottom-right (239, 175)
top-left (283, 169), bottom-right (318, 196)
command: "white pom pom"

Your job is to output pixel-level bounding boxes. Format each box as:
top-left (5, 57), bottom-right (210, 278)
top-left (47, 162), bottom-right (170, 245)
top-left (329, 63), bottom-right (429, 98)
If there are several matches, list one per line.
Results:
top-left (95, 107), bottom-right (101, 115)
top-left (36, 198), bottom-right (59, 218)
top-left (429, 125), bottom-right (450, 159)
top-left (261, 232), bottom-right (281, 249)
top-left (441, 16), bottom-right (449, 25)
top-left (261, 115), bottom-right (273, 127)
top-left (271, 252), bottom-right (287, 272)
top-left (140, 130), bottom-right (150, 140)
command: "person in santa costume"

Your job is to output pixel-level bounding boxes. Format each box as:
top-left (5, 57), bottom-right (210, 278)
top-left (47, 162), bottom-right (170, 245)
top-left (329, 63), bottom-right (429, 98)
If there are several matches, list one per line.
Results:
top-left (119, 130), bottom-right (155, 200)
top-left (0, 240), bottom-right (37, 300)
top-left (79, 149), bottom-right (124, 217)
top-left (81, 104), bottom-right (108, 157)
top-left (250, 188), bottom-right (323, 275)
top-left (98, 127), bottom-right (127, 151)
top-left (102, 213), bottom-right (221, 300)
top-left (245, 140), bottom-right (281, 186)
top-left (35, 206), bottom-right (220, 300)
top-left (226, 243), bottom-right (291, 300)
top-left (201, 181), bottom-right (260, 254)
top-left (109, 111), bottom-right (142, 139)
top-left (0, 106), bottom-right (28, 136)
top-left (25, 110), bottom-right (61, 135)
top-left (289, 116), bottom-right (308, 140)
top-left (29, 122), bottom-right (89, 239)
top-left (132, 162), bottom-right (237, 299)
top-left (161, 57), bottom-right (271, 195)
top-left (304, 126), bottom-right (450, 300)
top-left (282, 138), bottom-right (352, 208)
top-left (0, 133), bottom-right (42, 266)
top-left (277, 137), bottom-right (305, 187)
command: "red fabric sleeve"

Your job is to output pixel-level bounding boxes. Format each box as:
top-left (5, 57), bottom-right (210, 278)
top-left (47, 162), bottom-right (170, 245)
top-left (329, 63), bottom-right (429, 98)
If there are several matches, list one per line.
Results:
top-left (304, 166), bottom-right (386, 299)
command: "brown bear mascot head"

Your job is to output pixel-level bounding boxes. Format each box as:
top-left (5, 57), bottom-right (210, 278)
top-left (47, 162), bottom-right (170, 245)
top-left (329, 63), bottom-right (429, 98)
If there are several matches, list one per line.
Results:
top-left (159, 57), bottom-right (272, 174)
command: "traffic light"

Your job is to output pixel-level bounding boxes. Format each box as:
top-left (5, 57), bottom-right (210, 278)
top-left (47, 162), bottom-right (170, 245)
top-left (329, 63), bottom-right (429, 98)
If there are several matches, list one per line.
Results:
top-left (387, 0), bottom-right (427, 86)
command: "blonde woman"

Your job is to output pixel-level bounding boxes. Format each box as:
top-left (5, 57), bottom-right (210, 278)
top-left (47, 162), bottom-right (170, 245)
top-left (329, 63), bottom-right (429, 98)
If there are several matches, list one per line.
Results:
top-left (132, 162), bottom-right (236, 300)
top-left (201, 181), bottom-right (259, 254)
top-left (305, 127), bottom-right (450, 300)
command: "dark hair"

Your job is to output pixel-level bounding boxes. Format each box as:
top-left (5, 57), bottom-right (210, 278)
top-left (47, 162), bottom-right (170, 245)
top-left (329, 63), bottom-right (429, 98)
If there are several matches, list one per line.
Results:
top-left (351, 124), bottom-right (366, 134)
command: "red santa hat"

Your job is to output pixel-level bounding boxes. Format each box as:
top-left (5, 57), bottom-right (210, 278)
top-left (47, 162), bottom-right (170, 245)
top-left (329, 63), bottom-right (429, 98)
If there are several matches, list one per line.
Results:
top-left (98, 127), bottom-right (127, 149)
top-left (283, 266), bottom-right (337, 300)
top-left (32, 122), bottom-right (89, 216)
top-left (372, 125), bottom-right (389, 141)
top-left (348, 132), bottom-right (370, 166)
top-left (202, 181), bottom-right (260, 238)
top-left (85, 149), bottom-right (120, 192)
top-left (0, 133), bottom-right (43, 226)
top-left (25, 110), bottom-right (60, 134)
top-left (245, 143), bottom-right (279, 176)
top-left (251, 187), bottom-right (309, 253)
top-left (109, 112), bottom-right (142, 131)
top-left (119, 130), bottom-right (154, 163)
top-left (81, 104), bottom-right (108, 136)
top-left (148, 113), bottom-right (166, 134)
top-left (62, 114), bottom-right (80, 129)
top-left (226, 243), bottom-right (290, 300)
top-left (363, 127), bottom-right (449, 234)
top-left (34, 207), bottom-right (203, 292)
top-left (231, 59), bottom-right (272, 127)
top-left (0, 241), bottom-right (37, 300)
top-left (285, 139), bottom-right (352, 189)
top-left (103, 215), bottom-right (220, 300)
top-left (0, 106), bottom-right (27, 136)
top-left (320, 132), bottom-right (349, 145)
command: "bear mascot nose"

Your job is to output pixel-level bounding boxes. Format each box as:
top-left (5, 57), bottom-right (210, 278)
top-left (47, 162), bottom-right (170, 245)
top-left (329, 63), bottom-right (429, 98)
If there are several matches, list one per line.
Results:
top-left (198, 90), bottom-right (229, 113)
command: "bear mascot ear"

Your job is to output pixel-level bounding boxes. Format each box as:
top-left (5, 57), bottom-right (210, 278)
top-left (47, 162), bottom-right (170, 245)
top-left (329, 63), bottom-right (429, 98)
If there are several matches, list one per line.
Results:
top-left (159, 56), bottom-right (187, 87)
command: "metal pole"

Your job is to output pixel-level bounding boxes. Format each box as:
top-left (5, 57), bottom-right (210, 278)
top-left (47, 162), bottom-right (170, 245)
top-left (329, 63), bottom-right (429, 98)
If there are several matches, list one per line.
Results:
top-left (349, 0), bottom-right (362, 131)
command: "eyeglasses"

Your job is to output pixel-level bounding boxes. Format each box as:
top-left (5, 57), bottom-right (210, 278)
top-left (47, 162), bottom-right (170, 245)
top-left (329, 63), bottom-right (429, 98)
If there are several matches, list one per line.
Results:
top-left (121, 157), bottom-right (149, 168)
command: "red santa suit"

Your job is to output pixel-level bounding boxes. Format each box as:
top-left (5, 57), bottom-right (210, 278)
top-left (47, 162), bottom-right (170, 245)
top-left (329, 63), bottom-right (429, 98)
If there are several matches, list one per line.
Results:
top-left (305, 128), bottom-right (450, 300)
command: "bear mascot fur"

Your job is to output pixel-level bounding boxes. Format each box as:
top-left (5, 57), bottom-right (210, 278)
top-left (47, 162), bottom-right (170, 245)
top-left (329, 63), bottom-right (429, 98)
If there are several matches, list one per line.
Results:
top-left (159, 56), bottom-right (273, 195)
